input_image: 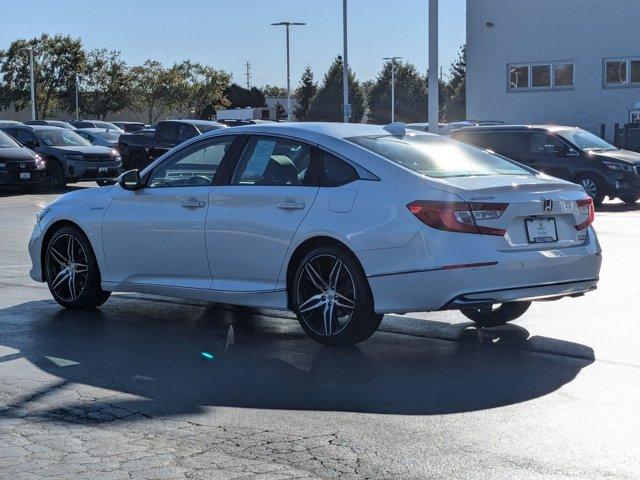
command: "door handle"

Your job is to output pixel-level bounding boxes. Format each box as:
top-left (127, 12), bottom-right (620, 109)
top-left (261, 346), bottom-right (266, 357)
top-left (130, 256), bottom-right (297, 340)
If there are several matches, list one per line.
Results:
top-left (181, 199), bottom-right (206, 209)
top-left (276, 200), bottom-right (305, 210)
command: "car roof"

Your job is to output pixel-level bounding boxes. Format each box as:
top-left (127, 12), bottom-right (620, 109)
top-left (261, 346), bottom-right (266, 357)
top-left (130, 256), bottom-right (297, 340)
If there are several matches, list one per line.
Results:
top-left (76, 127), bottom-right (114, 133)
top-left (452, 124), bottom-right (580, 134)
top-left (163, 119), bottom-right (226, 127)
top-left (13, 125), bottom-right (66, 131)
top-left (214, 122), bottom-right (434, 139)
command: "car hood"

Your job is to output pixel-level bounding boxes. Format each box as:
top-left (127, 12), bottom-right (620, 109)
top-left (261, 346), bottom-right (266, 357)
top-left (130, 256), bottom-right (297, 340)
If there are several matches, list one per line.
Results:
top-left (589, 149), bottom-right (640, 165)
top-left (0, 146), bottom-right (36, 162)
top-left (48, 182), bottom-right (116, 208)
top-left (42, 145), bottom-right (114, 156)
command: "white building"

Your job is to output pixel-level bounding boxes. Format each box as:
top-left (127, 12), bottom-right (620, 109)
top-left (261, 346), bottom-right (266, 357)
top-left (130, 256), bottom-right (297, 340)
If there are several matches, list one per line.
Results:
top-left (466, 0), bottom-right (640, 141)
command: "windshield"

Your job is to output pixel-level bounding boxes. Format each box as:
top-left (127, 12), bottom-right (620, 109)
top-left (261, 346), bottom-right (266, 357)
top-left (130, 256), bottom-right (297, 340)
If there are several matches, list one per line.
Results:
top-left (556, 129), bottom-right (617, 152)
top-left (35, 129), bottom-right (91, 147)
top-left (94, 121), bottom-right (123, 132)
top-left (0, 130), bottom-right (19, 148)
top-left (96, 130), bottom-right (121, 142)
top-left (348, 134), bottom-right (532, 178)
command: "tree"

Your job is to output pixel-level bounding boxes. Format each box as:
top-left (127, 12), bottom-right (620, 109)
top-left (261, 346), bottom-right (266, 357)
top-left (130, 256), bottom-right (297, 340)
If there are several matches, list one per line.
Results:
top-left (293, 66), bottom-right (317, 121)
top-left (225, 83), bottom-right (265, 108)
top-left (66, 49), bottom-right (130, 119)
top-left (443, 45), bottom-right (466, 121)
top-left (173, 61), bottom-right (231, 119)
top-left (367, 60), bottom-right (428, 124)
top-left (262, 84), bottom-right (288, 97)
top-left (129, 60), bottom-right (186, 124)
top-left (307, 56), bottom-right (365, 122)
top-left (0, 34), bottom-right (85, 118)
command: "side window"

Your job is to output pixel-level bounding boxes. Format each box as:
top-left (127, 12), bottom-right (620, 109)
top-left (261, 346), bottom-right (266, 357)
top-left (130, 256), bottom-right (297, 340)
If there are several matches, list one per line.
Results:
top-left (156, 123), bottom-right (179, 144)
top-left (178, 124), bottom-right (198, 143)
top-left (77, 132), bottom-right (91, 142)
top-left (147, 136), bottom-right (236, 188)
top-left (318, 150), bottom-right (358, 186)
top-left (232, 136), bottom-right (314, 186)
top-left (490, 133), bottom-right (529, 156)
top-left (529, 133), bottom-right (564, 155)
top-left (16, 129), bottom-right (35, 144)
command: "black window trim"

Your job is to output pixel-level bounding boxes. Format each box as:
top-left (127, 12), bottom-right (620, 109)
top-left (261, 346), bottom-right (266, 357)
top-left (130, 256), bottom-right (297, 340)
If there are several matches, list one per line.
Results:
top-left (507, 60), bottom-right (574, 92)
top-left (603, 56), bottom-right (640, 88)
top-left (143, 134), bottom-right (241, 189)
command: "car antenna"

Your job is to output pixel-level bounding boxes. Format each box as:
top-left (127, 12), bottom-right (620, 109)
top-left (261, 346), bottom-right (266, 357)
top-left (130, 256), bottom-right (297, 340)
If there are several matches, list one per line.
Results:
top-left (383, 122), bottom-right (406, 136)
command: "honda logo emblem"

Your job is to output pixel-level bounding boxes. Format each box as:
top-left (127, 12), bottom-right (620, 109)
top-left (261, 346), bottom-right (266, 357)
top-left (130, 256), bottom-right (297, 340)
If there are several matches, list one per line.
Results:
top-left (543, 199), bottom-right (553, 212)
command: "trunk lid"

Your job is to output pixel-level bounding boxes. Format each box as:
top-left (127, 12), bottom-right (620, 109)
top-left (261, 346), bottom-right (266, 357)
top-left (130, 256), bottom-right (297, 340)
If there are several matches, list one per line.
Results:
top-left (432, 174), bottom-right (592, 249)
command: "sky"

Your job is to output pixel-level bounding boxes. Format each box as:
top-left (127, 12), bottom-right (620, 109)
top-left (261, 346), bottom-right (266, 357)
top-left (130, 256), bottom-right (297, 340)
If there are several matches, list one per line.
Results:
top-left (0, 0), bottom-right (466, 88)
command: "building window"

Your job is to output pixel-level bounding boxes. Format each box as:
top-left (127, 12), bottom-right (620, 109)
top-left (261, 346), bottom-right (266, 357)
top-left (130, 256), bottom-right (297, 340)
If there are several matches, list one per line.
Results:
top-left (508, 61), bottom-right (574, 91)
top-left (604, 57), bottom-right (640, 87)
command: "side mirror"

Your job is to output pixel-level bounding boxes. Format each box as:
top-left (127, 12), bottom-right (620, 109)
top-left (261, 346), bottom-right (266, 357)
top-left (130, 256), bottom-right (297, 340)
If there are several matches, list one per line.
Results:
top-left (118, 169), bottom-right (142, 190)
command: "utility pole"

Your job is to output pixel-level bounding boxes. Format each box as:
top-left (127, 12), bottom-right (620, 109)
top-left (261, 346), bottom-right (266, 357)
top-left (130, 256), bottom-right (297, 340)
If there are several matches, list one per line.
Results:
top-left (428, 0), bottom-right (439, 133)
top-left (28, 47), bottom-right (36, 121)
top-left (383, 56), bottom-right (403, 123)
top-left (75, 73), bottom-right (79, 121)
top-left (245, 61), bottom-right (252, 89)
top-left (271, 21), bottom-right (306, 122)
top-left (342, 0), bottom-right (350, 123)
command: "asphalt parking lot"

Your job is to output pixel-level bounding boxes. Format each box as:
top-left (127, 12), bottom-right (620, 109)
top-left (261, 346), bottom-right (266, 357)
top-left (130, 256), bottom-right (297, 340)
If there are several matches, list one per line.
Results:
top-left (1, 184), bottom-right (639, 479)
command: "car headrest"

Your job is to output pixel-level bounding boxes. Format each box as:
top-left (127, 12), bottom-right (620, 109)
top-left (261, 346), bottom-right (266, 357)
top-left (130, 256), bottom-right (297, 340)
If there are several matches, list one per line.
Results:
top-left (258, 155), bottom-right (298, 185)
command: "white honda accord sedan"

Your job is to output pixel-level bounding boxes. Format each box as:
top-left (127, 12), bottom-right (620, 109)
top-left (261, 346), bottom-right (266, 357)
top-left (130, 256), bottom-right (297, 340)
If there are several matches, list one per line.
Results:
top-left (28, 122), bottom-right (602, 345)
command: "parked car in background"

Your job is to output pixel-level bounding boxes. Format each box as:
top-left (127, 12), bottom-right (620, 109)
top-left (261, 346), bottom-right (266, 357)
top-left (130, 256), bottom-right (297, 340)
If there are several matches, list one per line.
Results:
top-left (407, 120), bottom-right (505, 136)
top-left (75, 128), bottom-right (121, 148)
top-left (71, 120), bottom-right (123, 132)
top-left (0, 125), bottom-right (121, 188)
top-left (451, 125), bottom-right (640, 205)
top-left (218, 119), bottom-right (277, 127)
top-left (0, 120), bottom-right (23, 128)
top-left (116, 119), bottom-right (227, 170)
top-left (406, 122), bottom-right (447, 133)
top-left (0, 129), bottom-right (45, 191)
top-left (112, 121), bottom-right (146, 132)
top-left (29, 122), bottom-right (601, 345)
top-left (25, 120), bottom-right (76, 130)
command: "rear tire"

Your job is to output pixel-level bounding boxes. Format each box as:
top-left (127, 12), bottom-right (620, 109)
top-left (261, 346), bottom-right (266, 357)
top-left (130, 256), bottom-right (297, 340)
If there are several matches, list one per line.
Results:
top-left (576, 174), bottom-right (605, 207)
top-left (460, 301), bottom-right (531, 327)
top-left (44, 225), bottom-right (110, 309)
top-left (620, 194), bottom-right (640, 205)
top-left (292, 245), bottom-right (382, 346)
top-left (127, 149), bottom-right (148, 171)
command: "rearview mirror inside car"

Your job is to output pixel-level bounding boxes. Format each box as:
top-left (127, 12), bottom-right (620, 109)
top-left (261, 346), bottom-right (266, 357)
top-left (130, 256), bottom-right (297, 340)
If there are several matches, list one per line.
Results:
top-left (118, 169), bottom-right (142, 190)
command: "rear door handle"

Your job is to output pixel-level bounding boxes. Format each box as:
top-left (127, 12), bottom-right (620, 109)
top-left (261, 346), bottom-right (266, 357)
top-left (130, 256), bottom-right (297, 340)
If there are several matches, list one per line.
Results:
top-left (181, 199), bottom-right (206, 209)
top-left (277, 200), bottom-right (305, 210)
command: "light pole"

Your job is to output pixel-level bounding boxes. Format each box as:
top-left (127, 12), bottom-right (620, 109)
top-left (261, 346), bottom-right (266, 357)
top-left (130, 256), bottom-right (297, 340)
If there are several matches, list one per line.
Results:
top-left (271, 21), bottom-right (306, 122)
top-left (75, 73), bottom-right (79, 121)
top-left (342, 0), bottom-right (349, 123)
top-left (428, 0), bottom-right (439, 133)
top-left (27, 47), bottom-right (36, 121)
top-left (383, 56), bottom-right (402, 123)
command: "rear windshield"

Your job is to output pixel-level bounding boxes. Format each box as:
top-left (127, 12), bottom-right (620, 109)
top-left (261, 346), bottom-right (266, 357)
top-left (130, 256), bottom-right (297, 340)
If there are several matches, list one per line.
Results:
top-left (348, 134), bottom-right (532, 178)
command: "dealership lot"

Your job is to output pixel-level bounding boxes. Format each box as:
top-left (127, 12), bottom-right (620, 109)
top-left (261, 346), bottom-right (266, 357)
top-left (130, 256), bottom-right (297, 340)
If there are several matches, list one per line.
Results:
top-left (1, 186), bottom-right (639, 479)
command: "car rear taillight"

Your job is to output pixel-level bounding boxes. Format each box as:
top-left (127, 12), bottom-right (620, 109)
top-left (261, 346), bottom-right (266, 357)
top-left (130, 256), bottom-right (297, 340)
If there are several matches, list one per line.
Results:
top-left (575, 197), bottom-right (595, 231)
top-left (407, 201), bottom-right (508, 236)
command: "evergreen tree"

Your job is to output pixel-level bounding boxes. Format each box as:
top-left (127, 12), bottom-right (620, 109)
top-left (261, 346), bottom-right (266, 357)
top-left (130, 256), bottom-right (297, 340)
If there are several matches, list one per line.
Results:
top-left (293, 66), bottom-right (317, 121)
top-left (307, 56), bottom-right (365, 122)
top-left (443, 45), bottom-right (466, 121)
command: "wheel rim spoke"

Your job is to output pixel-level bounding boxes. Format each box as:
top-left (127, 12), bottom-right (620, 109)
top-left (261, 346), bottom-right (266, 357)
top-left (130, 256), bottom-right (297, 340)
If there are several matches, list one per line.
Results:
top-left (334, 292), bottom-right (355, 310)
top-left (74, 263), bottom-right (88, 273)
top-left (299, 294), bottom-right (325, 313)
top-left (323, 301), bottom-right (336, 336)
top-left (328, 259), bottom-right (342, 288)
top-left (67, 273), bottom-right (77, 300)
top-left (49, 247), bottom-right (68, 266)
top-left (50, 268), bottom-right (70, 289)
top-left (67, 236), bottom-right (75, 263)
top-left (304, 263), bottom-right (327, 291)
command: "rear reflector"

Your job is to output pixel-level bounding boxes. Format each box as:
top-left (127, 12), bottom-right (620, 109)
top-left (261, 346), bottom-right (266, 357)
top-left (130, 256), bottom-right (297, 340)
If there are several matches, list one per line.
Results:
top-left (407, 200), bottom-right (507, 236)
top-left (575, 197), bottom-right (595, 231)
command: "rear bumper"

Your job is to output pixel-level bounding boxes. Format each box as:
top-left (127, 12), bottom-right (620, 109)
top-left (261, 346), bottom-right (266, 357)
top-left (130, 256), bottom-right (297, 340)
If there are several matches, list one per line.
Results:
top-left (366, 227), bottom-right (602, 314)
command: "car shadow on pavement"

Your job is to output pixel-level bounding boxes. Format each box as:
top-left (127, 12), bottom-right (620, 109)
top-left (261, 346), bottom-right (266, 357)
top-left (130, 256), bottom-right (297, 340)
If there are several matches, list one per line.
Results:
top-left (0, 185), bottom-right (87, 198)
top-left (0, 298), bottom-right (594, 422)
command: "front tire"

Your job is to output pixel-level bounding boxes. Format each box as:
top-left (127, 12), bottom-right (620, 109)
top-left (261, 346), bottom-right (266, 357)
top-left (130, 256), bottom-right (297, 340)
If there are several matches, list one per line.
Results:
top-left (45, 159), bottom-right (67, 189)
top-left (292, 246), bottom-right (382, 346)
top-left (460, 301), bottom-right (531, 327)
top-left (44, 226), bottom-right (110, 309)
top-left (576, 174), bottom-right (605, 207)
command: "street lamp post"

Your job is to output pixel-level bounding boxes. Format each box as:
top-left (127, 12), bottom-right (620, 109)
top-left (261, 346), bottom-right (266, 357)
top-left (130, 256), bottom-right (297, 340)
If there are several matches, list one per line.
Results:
top-left (27, 47), bottom-right (36, 121)
top-left (383, 56), bottom-right (403, 123)
top-left (271, 21), bottom-right (306, 122)
top-left (428, 0), bottom-right (439, 133)
top-left (75, 73), bottom-right (79, 121)
top-left (342, 0), bottom-right (349, 123)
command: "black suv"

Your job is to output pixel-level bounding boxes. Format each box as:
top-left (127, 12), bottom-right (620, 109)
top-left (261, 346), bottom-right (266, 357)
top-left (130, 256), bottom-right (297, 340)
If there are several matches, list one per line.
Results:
top-left (451, 125), bottom-right (640, 206)
top-left (0, 125), bottom-right (122, 188)
top-left (0, 129), bottom-right (45, 190)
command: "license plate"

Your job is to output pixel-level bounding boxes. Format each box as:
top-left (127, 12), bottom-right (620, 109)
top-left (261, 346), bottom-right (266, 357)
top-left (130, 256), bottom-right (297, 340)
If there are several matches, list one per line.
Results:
top-left (525, 217), bottom-right (557, 243)
top-left (20, 172), bottom-right (30, 180)
top-left (98, 167), bottom-right (107, 175)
